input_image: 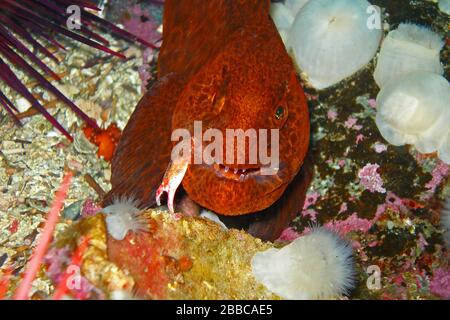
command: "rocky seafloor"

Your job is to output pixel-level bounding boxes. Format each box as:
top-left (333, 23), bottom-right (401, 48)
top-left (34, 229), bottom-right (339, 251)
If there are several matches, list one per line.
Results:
top-left (0, 0), bottom-right (449, 299)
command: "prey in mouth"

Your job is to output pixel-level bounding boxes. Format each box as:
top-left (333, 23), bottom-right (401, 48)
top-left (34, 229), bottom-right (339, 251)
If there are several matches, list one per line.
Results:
top-left (155, 157), bottom-right (272, 214)
top-left (212, 163), bottom-right (261, 181)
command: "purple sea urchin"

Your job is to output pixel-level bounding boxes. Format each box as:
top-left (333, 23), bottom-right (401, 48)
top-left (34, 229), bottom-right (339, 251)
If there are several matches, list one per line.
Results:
top-left (0, 0), bottom-right (160, 141)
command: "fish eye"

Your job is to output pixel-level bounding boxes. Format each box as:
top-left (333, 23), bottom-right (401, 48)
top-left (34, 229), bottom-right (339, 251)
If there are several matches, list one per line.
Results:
top-left (275, 106), bottom-right (285, 120)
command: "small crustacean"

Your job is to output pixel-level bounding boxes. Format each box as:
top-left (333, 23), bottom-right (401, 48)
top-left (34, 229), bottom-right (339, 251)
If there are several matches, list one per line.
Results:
top-left (83, 123), bottom-right (122, 162)
top-left (156, 136), bottom-right (198, 214)
top-left (103, 0), bottom-right (311, 241)
top-left (156, 157), bottom-right (189, 214)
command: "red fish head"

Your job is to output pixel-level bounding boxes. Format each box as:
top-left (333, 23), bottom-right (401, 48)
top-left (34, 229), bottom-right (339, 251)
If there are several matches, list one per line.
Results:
top-left (172, 23), bottom-right (310, 215)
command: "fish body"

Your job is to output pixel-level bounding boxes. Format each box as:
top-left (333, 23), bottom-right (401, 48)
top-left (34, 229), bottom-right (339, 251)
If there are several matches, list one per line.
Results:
top-left (104, 0), bottom-right (310, 240)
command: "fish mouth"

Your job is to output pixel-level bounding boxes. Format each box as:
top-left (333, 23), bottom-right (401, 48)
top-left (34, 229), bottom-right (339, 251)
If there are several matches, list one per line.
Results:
top-left (182, 161), bottom-right (290, 215)
top-left (205, 161), bottom-right (287, 184)
top-left (211, 163), bottom-right (263, 181)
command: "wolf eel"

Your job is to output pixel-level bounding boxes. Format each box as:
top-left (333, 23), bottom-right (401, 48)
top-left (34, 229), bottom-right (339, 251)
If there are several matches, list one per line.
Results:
top-left (103, 0), bottom-right (311, 241)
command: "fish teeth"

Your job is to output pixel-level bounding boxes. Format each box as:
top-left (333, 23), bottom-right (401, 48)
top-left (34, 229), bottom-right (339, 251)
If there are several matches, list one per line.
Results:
top-left (219, 166), bottom-right (251, 176)
top-left (239, 174), bottom-right (245, 182)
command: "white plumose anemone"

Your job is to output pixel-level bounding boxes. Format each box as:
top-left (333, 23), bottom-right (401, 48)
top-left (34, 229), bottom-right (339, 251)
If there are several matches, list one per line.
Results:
top-left (286, 0), bottom-right (382, 89)
top-left (285, 0), bottom-right (310, 14)
top-left (374, 23), bottom-right (444, 88)
top-left (103, 197), bottom-right (149, 240)
top-left (375, 72), bottom-right (450, 161)
top-left (270, 3), bottom-right (295, 30)
top-left (270, 0), bottom-right (310, 44)
top-left (269, 3), bottom-right (294, 43)
top-left (439, 0), bottom-right (450, 15)
top-left (251, 228), bottom-right (355, 300)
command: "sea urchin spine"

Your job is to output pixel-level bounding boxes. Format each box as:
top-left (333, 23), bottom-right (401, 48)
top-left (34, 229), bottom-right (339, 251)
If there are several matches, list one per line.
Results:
top-left (0, 0), bottom-right (160, 141)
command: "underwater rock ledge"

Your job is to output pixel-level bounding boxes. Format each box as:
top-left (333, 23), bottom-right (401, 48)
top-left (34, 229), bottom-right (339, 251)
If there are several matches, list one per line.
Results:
top-left (51, 208), bottom-right (279, 300)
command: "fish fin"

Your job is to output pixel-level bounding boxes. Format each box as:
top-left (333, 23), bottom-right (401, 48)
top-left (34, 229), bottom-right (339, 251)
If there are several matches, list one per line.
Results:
top-left (102, 74), bottom-right (184, 207)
